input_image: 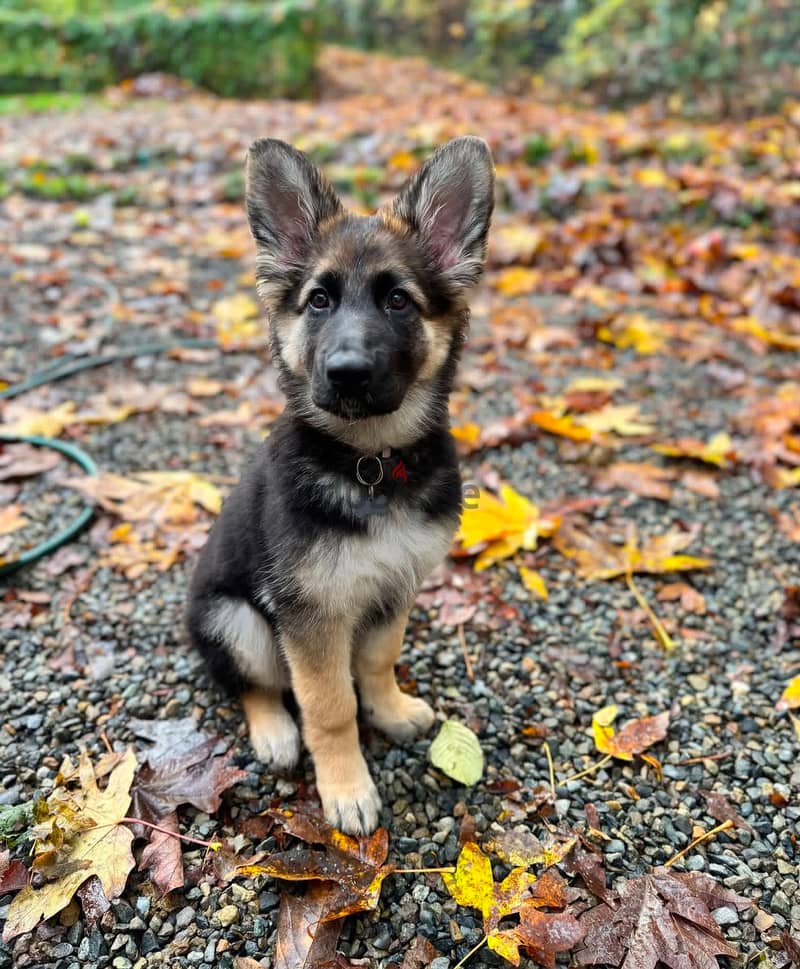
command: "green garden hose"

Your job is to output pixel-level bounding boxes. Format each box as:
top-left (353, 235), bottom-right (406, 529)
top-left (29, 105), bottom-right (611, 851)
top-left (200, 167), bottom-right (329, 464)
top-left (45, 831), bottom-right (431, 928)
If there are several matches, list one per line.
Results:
top-left (0, 336), bottom-right (221, 576)
top-left (0, 434), bottom-right (98, 578)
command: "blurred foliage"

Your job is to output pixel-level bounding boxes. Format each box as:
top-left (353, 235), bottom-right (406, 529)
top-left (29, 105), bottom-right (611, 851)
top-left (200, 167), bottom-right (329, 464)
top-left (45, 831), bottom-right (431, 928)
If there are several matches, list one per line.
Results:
top-left (2, 0), bottom-right (797, 111)
top-left (557, 0), bottom-right (800, 111)
top-left (0, 1), bottom-right (319, 97)
top-left (322, 0), bottom-right (800, 113)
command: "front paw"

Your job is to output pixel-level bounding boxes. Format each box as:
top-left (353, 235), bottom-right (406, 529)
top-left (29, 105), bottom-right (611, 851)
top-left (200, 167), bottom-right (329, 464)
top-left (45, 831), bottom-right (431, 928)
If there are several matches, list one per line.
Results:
top-left (367, 694), bottom-right (435, 743)
top-left (249, 713), bottom-right (301, 771)
top-left (318, 771), bottom-right (382, 836)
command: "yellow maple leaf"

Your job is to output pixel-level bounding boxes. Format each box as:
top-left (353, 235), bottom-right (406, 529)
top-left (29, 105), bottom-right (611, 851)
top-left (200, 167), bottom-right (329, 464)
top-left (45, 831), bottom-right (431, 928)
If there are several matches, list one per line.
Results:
top-left (457, 485), bottom-right (558, 571)
top-left (729, 316), bottom-right (800, 352)
top-left (212, 293), bottom-right (261, 349)
top-left (520, 566), bottom-right (548, 599)
top-left (4, 749), bottom-right (136, 942)
top-left (598, 313), bottom-right (667, 354)
top-left (776, 676), bottom-right (800, 712)
top-left (451, 422), bottom-right (482, 448)
top-left (492, 266), bottom-right (540, 297)
top-left (530, 410), bottom-right (594, 442)
top-left (633, 168), bottom-right (678, 190)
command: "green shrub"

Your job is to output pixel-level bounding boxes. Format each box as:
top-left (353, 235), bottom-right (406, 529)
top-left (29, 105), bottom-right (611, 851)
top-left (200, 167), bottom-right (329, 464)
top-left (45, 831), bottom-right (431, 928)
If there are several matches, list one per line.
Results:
top-left (0, 2), bottom-right (319, 97)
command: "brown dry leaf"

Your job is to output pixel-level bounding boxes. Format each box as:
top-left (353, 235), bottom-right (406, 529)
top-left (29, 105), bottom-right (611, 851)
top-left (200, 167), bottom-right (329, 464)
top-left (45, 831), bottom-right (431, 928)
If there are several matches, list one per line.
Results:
top-left (0, 851), bottom-right (29, 893)
top-left (0, 443), bottom-right (61, 481)
top-left (592, 705), bottom-right (670, 761)
top-left (574, 868), bottom-right (749, 969)
top-left (3, 749), bottom-right (137, 941)
top-left (274, 883), bottom-right (343, 969)
top-left (554, 522), bottom-right (710, 581)
top-left (400, 935), bottom-right (440, 969)
top-left (596, 462), bottom-right (674, 501)
top-left (777, 506), bottom-right (800, 542)
top-left (492, 906), bottom-right (586, 969)
top-left (700, 791), bottom-right (755, 834)
top-left (0, 505), bottom-right (28, 536)
top-left (657, 582), bottom-right (706, 615)
top-left (243, 809), bottom-right (392, 922)
top-left (679, 470), bottom-right (720, 498)
top-left (69, 471), bottom-right (222, 523)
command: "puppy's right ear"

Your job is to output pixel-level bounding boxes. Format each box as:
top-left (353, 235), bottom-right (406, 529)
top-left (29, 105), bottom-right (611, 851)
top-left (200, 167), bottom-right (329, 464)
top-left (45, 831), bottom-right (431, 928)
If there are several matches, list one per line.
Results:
top-left (246, 139), bottom-right (342, 289)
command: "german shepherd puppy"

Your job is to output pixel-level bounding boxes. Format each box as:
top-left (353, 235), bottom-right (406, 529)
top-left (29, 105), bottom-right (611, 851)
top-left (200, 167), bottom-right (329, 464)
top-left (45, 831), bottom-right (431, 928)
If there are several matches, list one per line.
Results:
top-left (187, 136), bottom-right (494, 834)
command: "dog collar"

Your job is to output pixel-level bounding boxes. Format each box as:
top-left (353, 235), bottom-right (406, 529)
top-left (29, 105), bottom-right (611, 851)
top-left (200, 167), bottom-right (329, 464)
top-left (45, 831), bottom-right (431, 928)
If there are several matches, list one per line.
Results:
top-left (355, 447), bottom-right (392, 500)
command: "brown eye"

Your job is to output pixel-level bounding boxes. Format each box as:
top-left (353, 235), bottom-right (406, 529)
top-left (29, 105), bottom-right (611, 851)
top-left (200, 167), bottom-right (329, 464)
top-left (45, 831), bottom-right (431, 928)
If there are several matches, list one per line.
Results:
top-left (309, 289), bottom-right (330, 310)
top-left (388, 288), bottom-right (409, 311)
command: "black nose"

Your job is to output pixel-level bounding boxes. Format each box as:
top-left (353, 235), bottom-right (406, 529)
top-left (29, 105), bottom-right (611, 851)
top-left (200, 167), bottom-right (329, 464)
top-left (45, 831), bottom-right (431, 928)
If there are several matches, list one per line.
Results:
top-left (325, 350), bottom-right (373, 393)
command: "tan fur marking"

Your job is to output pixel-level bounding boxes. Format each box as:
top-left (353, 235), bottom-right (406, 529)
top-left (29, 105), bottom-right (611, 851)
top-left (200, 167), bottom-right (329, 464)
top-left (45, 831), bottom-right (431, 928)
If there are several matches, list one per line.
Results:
top-left (356, 612), bottom-right (435, 742)
top-left (285, 628), bottom-right (381, 835)
top-left (241, 689), bottom-right (300, 769)
top-left (378, 209), bottom-right (412, 236)
top-left (418, 319), bottom-right (453, 381)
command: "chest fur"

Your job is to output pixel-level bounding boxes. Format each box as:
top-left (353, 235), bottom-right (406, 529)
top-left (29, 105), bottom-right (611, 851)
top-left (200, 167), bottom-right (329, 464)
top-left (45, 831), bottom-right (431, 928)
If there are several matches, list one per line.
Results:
top-left (293, 507), bottom-right (456, 620)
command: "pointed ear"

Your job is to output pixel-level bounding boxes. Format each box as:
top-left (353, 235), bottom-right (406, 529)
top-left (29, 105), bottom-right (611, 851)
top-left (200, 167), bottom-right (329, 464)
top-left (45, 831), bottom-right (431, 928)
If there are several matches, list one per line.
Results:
top-left (245, 139), bottom-right (343, 288)
top-left (388, 136), bottom-right (494, 294)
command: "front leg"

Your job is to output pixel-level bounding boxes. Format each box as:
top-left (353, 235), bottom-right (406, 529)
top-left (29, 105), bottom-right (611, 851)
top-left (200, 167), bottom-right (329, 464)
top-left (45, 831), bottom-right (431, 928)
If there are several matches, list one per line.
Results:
top-left (355, 610), bottom-right (435, 742)
top-left (283, 623), bottom-right (381, 836)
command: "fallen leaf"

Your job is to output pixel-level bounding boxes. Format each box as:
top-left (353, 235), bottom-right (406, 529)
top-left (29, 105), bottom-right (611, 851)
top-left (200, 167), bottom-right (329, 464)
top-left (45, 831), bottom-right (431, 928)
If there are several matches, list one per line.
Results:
top-left (493, 266), bottom-right (540, 296)
top-left (530, 410), bottom-right (594, 442)
top-left (457, 484), bottom-right (559, 570)
top-left (4, 749), bottom-right (137, 941)
top-left (429, 721), bottom-right (484, 786)
top-left (400, 935), bottom-right (440, 969)
top-left (0, 443), bottom-right (61, 481)
top-left (598, 313), bottom-right (667, 354)
top-left (596, 462), bottom-right (674, 501)
top-left (574, 868), bottom-right (749, 969)
top-left (0, 505), bottom-right (29, 536)
top-left (656, 582), bottom-right (706, 614)
top-left (484, 830), bottom-right (576, 870)
top-left (520, 566), bottom-right (548, 599)
top-left (0, 850), bottom-right (29, 893)
top-left (274, 883), bottom-right (343, 969)
top-left (699, 791), bottom-right (755, 834)
top-left (212, 293), bottom-right (262, 349)
top-left (653, 432), bottom-right (735, 467)
top-left (776, 675), bottom-right (800, 712)
top-left (592, 706), bottom-right (670, 761)
top-left (554, 522), bottom-right (710, 581)
top-left (576, 404), bottom-right (654, 436)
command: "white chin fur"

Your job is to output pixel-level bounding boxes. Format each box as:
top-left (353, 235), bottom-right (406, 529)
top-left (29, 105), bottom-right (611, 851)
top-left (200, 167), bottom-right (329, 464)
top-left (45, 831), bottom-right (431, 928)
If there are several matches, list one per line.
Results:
top-left (303, 382), bottom-right (437, 451)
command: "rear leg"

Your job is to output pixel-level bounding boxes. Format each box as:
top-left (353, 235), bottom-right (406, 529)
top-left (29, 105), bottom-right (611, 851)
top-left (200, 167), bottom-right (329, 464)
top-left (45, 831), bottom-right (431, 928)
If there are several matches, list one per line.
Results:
top-left (189, 597), bottom-right (300, 770)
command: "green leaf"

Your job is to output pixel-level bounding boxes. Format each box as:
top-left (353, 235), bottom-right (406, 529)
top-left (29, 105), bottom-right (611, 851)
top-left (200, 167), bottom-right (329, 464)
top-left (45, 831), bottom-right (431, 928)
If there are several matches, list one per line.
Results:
top-left (429, 721), bottom-right (484, 786)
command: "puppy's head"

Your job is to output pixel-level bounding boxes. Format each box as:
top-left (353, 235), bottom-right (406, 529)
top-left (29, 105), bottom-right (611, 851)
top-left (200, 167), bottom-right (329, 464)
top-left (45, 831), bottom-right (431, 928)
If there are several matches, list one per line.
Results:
top-left (245, 137), bottom-right (494, 447)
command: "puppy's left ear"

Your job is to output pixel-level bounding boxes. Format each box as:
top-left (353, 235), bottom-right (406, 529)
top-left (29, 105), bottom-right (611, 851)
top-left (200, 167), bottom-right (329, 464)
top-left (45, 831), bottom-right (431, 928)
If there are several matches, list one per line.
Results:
top-left (388, 136), bottom-right (494, 294)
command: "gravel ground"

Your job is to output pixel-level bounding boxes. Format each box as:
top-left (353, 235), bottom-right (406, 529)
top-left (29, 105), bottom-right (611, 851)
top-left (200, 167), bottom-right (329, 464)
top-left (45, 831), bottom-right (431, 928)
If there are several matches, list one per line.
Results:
top-left (1, 49), bottom-right (799, 969)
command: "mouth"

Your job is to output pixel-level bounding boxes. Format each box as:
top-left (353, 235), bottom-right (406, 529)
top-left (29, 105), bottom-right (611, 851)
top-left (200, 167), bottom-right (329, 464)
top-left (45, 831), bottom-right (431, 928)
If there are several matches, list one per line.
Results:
top-left (313, 389), bottom-right (402, 421)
